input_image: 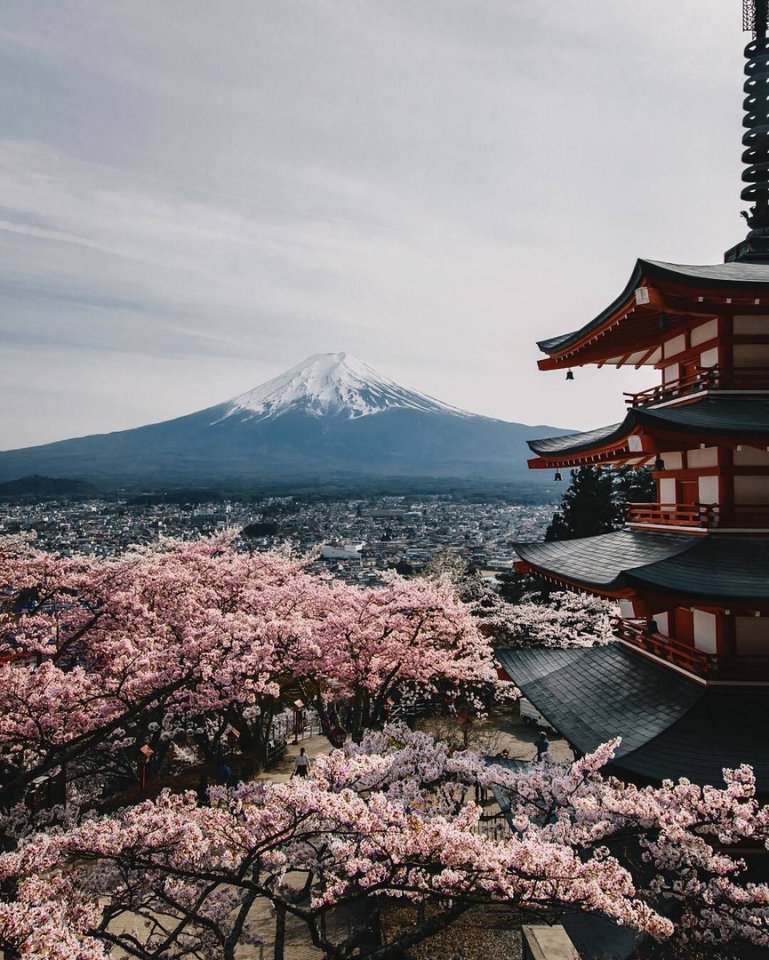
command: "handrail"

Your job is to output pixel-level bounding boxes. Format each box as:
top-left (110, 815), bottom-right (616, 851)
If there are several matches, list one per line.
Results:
top-left (613, 617), bottom-right (712, 673)
top-left (624, 365), bottom-right (769, 407)
top-left (625, 502), bottom-right (713, 527)
top-left (625, 501), bottom-right (769, 529)
top-left (613, 617), bottom-right (769, 681)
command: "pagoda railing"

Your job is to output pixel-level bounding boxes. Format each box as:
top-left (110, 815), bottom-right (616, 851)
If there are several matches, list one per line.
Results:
top-left (613, 617), bottom-right (713, 675)
top-left (613, 618), bottom-right (769, 682)
top-left (625, 502), bottom-right (769, 530)
top-left (624, 366), bottom-right (769, 407)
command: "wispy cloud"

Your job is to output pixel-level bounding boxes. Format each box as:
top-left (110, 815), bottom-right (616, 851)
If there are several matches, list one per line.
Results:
top-left (0, 0), bottom-right (747, 448)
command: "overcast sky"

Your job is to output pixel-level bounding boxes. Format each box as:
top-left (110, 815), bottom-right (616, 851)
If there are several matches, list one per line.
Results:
top-left (0, 0), bottom-right (748, 449)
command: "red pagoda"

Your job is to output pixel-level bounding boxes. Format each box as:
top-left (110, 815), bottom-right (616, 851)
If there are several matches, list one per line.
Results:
top-left (498, 2), bottom-right (769, 789)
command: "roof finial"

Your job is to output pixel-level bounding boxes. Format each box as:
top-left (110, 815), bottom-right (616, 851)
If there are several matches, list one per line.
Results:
top-left (726, 0), bottom-right (769, 260)
top-left (744, 0), bottom-right (769, 37)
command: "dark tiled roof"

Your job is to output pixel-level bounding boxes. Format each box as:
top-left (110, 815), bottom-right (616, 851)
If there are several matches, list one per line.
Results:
top-left (513, 530), bottom-right (694, 590)
top-left (538, 258), bottom-right (769, 355)
top-left (497, 645), bottom-right (769, 789)
top-left (636, 396), bottom-right (769, 438)
top-left (644, 259), bottom-right (769, 284)
top-left (528, 423), bottom-right (624, 456)
top-left (527, 396), bottom-right (769, 458)
top-left (496, 645), bottom-right (703, 759)
top-left (514, 531), bottom-right (769, 601)
top-left (628, 537), bottom-right (769, 601)
top-left (618, 688), bottom-right (769, 788)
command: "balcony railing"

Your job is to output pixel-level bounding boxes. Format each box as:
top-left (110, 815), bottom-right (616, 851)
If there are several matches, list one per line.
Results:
top-left (625, 502), bottom-right (769, 530)
top-left (614, 617), bottom-right (769, 682)
top-left (613, 617), bottom-right (713, 675)
top-left (624, 366), bottom-right (769, 408)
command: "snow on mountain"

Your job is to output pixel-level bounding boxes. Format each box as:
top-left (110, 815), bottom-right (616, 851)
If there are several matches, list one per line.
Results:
top-left (0, 350), bottom-right (570, 487)
top-left (220, 353), bottom-right (475, 422)
top-left (0, 353), bottom-right (569, 490)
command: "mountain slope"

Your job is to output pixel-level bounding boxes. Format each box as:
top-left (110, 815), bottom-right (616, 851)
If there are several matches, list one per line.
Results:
top-left (0, 353), bottom-right (568, 488)
top-left (221, 352), bottom-right (470, 421)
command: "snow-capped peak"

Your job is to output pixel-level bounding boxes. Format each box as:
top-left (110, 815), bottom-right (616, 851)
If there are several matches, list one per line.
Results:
top-left (220, 352), bottom-right (472, 422)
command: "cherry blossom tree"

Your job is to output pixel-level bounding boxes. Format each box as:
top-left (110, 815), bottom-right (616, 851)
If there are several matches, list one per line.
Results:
top-left (293, 574), bottom-right (497, 741)
top-left (469, 587), bottom-right (617, 650)
top-left (0, 537), bottom-right (308, 808)
top-left (4, 537), bottom-right (769, 958)
top-left (0, 536), bottom-right (496, 810)
top-left (2, 726), bottom-right (769, 960)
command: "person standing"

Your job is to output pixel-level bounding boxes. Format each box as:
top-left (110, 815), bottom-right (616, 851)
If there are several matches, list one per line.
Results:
top-left (195, 772), bottom-right (209, 806)
top-left (214, 759), bottom-right (232, 787)
top-left (534, 731), bottom-right (550, 762)
top-left (292, 747), bottom-right (311, 779)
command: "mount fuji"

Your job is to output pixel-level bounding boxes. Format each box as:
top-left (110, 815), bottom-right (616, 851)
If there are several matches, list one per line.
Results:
top-left (0, 354), bottom-right (567, 489)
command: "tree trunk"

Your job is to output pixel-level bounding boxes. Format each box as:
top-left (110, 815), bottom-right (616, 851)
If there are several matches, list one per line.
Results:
top-left (274, 902), bottom-right (286, 960)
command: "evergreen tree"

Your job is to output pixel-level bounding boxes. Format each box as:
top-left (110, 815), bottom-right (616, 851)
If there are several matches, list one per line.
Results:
top-left (545, 466), bottom-right (615, 541)
top-left (545, 465), bottom-right (656, 541)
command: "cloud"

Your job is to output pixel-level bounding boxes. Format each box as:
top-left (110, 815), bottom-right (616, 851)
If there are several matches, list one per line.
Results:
top-left (0, 0), bottom-right (750, 448)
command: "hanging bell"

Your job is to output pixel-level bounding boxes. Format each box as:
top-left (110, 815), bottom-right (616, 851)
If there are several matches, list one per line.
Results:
top-left (653, 456), bottom-right (665, 471)
top-left (554, 470), bottom-right (563, 482)
top-left (565, 369), bottom-right (574, 381)
top-left (659, 315), bottom-right (670, 330)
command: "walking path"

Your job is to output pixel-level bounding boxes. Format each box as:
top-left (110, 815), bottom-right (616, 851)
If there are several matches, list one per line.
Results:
top-left (240, 706), bottom-right (569, 960)
top-left (254, 732), bottom-right (334, 784)
top-left (120, 709), bottom-right (568, 960)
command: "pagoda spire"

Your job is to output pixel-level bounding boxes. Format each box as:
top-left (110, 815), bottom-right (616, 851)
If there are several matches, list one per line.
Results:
top-left (727, 0), bottom-right (769, 260)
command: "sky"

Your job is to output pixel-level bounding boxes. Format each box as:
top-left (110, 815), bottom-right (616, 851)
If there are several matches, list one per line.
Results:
top-left (0, 0), bottom-right (749, 449)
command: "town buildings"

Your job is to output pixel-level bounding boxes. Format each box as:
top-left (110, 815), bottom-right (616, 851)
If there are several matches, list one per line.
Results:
top-left (0, 494), bottom-right (552, 583)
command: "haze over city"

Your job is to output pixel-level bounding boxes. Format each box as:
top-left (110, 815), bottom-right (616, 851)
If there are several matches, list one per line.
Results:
top-left (0, 0), bottom-right (746, 450)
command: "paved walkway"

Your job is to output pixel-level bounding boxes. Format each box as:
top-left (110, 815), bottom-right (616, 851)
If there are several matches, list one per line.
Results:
top-left (259, 704), bottom-right (573, 784)
top-left (132, 710), bottom-right (571, 960)
top-left (240, 706), bottom-right (570, 959)
top-left (254, 731), bottom-right (335, 784)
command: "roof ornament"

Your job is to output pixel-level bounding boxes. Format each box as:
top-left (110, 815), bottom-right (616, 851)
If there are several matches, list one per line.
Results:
top-left (728, 0), bottom-right (769, 260)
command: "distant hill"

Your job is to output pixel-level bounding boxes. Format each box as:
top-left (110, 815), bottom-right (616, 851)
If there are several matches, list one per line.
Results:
top-left (0, 475), bottom-right (98, 498)
top-left (0, 354), bottom-right (570, 490)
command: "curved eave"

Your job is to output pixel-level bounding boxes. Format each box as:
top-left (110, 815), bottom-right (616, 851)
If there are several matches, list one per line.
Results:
top-left (527, 422), bottom-right (625, 457)
top-left (514, 531), bottom-right (769, 603)
top-left (537, 258), bottom-right (769, 370)
top-left (525, 397), bottom-right (769, 468)
top-left (636, 396), bottom-right (769, 442)
top-left (527, 421), bottom-right (639, 468)
top-left (537, 260), bottom-right (645, 357)
top-left (513, 531), bottom-right (693, 594)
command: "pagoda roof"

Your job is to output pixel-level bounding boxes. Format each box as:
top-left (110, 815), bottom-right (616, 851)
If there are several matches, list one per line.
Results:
top-left (527, 396), bottom-right (769, 465)
top-left (514, 530), bottom-right (693, 594)
top-left (528, 422), bottom-right (624, 458)
top-left (514, 530), bottom-right (769, 601)
top-left (638, 395), bottom-right (769, 436)
top-left (497, 645), bottom-right (702, 759)
top-left (496, 644), bottom-right (769, 789)
top-left (537, 258), bottom-right (769, 369)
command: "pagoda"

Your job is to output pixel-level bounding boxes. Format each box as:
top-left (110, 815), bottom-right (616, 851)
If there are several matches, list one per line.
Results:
top-left (497, 1), bottom-right (769, 790)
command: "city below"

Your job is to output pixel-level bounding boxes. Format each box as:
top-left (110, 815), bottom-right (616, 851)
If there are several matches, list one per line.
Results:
top-left (0, 492), bottom-right (554, 583)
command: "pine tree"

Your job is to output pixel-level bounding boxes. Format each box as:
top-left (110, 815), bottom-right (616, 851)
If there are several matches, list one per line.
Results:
top-left (545, 466), bottom-right (615, 541)
top-left (545, 466), bottom-right (656, 541)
